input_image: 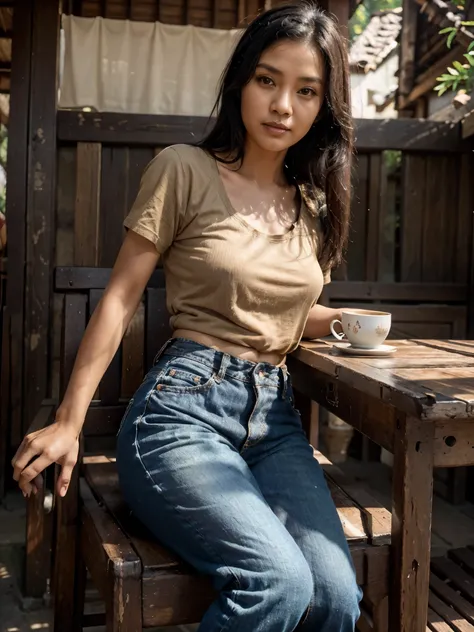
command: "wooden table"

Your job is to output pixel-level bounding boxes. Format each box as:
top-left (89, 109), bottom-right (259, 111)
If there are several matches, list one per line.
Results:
top-left (288, 339), bottom-right (474, 632)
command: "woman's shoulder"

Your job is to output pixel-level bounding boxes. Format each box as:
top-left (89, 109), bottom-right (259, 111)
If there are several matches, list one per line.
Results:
top-left (152, 144), bottom-right (209, 167)
top-left (143, 144), bottom-right (212, 181)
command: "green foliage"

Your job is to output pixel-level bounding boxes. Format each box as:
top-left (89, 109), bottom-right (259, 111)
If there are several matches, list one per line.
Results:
top-left (384, 149), bottom-right (402, 172)
top-left (435, 28), bottom-right (474, 97)
top-left (349, 0), bottom-right (402, 41)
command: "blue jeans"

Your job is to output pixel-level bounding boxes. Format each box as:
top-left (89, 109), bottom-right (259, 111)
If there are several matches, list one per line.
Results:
top-left (116, 338), bottom-right (361, 631)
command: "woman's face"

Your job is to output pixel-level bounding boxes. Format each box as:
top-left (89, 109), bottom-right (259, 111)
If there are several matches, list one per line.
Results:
top-left (241, 39), bottom-right (325, 154)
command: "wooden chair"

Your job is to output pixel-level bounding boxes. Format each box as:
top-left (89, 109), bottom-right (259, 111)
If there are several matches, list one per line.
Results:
top-left (27, 266), bottom-right (392, 632)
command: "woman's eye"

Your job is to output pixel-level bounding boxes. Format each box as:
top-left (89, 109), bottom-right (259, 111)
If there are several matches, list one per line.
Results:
top-left (299, 87), bottom-right (317, 97)
top-left (257, 75), bottom-right (274, 86)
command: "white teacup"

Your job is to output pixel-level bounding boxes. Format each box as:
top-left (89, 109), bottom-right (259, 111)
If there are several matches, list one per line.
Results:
top-left (330, 309), bottom-right (391, 349)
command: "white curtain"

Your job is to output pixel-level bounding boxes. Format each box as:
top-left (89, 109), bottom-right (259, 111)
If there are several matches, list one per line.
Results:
top-left (59, 15), bottom-right (242, 116)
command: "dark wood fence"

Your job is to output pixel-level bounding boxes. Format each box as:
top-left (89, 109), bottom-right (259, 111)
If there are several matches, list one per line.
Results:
top-left (323, 147), bottom-right (473, 341)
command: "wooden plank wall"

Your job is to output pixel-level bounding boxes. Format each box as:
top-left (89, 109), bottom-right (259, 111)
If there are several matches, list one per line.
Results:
top-left (337, 151), bottom-right (473, 285)
top-left (68, 0), bottom-right (263, 28)
top-left (326, 149), bottom-right (473, 342)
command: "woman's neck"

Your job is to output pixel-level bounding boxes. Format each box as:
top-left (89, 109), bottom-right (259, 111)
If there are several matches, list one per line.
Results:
top-left (236, 138), bottom-right (287, 187)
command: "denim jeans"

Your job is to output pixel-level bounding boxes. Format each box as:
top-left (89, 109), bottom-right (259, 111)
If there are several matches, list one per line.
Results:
top-left (116, 338), bottom-right (362, 631)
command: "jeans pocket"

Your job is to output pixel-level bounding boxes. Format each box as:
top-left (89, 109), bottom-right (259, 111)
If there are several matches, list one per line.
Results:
top-left (154, 357), bottom-right (215, 394)
top-left (117, 397), bottom-right (134, 437)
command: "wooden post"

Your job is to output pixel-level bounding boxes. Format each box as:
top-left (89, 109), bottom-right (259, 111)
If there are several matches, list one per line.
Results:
top-left (0, 0), bottom-right (34, 498)
top-left (391, 414), bottom-right (434, 632)
top-left (397, 0), bottom-right (418, 115)
top-left (23, 0), bottom-right (61, 433)
top-left (325, 0), bottom-right (350, 41)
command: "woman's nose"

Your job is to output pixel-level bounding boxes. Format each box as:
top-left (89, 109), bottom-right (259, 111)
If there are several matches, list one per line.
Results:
top-left (271, 90), bottom-right (292, 117)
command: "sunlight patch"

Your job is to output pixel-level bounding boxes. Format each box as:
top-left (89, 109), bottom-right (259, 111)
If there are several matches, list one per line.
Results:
top-left (0, 563), bottom-right (11, 579)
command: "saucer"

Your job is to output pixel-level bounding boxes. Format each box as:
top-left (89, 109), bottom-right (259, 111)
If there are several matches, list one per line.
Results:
top-left (332, 342), bottom-right (397, 357)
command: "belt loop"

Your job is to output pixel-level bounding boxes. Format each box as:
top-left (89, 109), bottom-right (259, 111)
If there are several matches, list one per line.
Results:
top-left (215, 353), bottom-right (230, 383)
top-left (152, 338), bottom-right (174, 366)
top-left (281, 367), bottom-right (288, 399)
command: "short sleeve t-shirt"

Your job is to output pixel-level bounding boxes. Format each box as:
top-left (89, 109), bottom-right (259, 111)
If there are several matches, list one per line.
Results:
top-left (124, 144), bottom-right (330, 356)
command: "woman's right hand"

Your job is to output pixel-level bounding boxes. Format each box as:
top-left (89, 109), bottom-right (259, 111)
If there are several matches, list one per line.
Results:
top-left (11, 232), bottom-right (160, 500)
top-left (11, 422), bottom-right (80, 498)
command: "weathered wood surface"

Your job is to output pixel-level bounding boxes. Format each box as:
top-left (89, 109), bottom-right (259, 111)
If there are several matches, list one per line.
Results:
top-left (24, 0), bottom-right (61, 432)
top-left (57, 110), bottom-right (469, 152)
top-left (290, 340), bottom-right (474, 422)
top-left (391, 415), bottom-right (434, 632)
top-left (57, 111), bottom-right (213, 146)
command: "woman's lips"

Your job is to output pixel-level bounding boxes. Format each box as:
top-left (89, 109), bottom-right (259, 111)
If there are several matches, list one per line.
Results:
top-left (262, 123), bottom-right (290, 135)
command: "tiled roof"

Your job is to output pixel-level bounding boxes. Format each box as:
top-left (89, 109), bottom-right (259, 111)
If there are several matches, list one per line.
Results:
top-left (349, 8), bottom-right (403, 72)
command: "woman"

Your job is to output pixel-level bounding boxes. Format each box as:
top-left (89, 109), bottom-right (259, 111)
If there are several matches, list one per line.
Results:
top-left (12, 3), bottom-right (361, 630)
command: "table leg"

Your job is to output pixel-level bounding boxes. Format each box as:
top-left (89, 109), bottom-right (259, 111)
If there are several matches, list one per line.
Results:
top-left (390, 414), bottom-right (434, 632)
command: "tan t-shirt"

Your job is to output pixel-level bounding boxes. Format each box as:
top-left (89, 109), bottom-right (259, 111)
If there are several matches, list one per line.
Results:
top-left (124, 144), bottom-right (330, 356)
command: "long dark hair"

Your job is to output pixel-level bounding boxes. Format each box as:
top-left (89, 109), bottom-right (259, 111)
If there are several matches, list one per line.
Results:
top-left (199, 1), bottom-right (353, 273)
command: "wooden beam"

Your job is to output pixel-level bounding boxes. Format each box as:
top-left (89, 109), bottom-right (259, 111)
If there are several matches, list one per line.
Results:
top-left (24, 0), bottom-right (61, 440)
top-left (183, 0), bottom-right (190, 24)
top-left (55, 266), bottom-right (165, 291)
top-left (322, 0), bottom-right (350, 40)
top-left (324, 282), bottom-right (467, 302)
top-left (57, 111), bottom-right (470, 152)
top-left (211, 0), bottom-right (219, 27)
top-left (57, 111), bottom-right (213, 145)
top-left (0, 28), bottom-right (12, 38)
top-left (355, 118), bottom-right (468, 152)
top-left (237, 0), bottom-right (245, 25)
top-left (397, 0), bottom-right (418, 112)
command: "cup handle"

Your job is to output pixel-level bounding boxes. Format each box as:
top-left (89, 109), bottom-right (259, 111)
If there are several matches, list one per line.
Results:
top-left (330, 319), bottom-right (346, 341)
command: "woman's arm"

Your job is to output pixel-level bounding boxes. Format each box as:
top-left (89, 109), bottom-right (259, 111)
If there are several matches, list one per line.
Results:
top-left (12, 231), bottom-right (159, 497)
top-left (302, 304), bottom-right (342, 340)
